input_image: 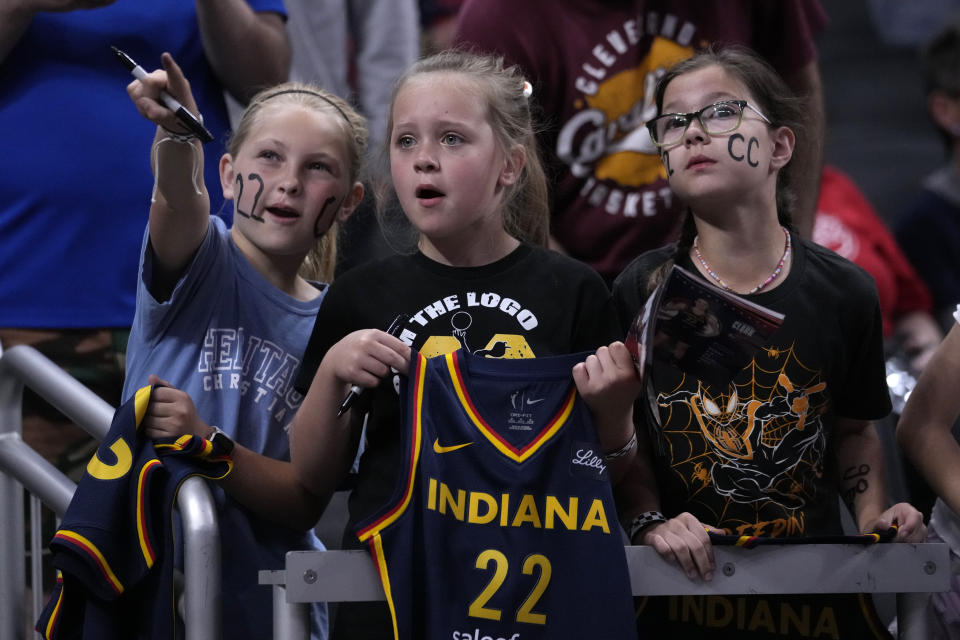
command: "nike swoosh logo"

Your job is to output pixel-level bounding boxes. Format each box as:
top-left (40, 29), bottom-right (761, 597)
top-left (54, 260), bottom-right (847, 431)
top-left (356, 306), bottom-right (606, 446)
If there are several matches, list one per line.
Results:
top-left (433, 438), bottom-right (474, 454)
top-left (526, 398), bottom-right (545, 405)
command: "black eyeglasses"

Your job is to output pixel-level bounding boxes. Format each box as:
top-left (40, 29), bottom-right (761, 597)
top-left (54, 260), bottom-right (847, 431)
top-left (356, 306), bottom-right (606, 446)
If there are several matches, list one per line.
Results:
top-left (645, 100), bottom-right (772, 148)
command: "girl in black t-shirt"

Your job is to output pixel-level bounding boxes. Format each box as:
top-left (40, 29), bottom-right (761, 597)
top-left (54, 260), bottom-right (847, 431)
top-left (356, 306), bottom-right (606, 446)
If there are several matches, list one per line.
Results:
top-left (605, 47), bottom-right (927, 639)
top-left (289, 50), bottom-right (642, 639)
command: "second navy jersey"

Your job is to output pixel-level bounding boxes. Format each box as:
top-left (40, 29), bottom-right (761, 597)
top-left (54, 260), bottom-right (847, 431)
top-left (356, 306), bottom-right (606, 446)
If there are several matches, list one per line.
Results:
top-left (36, 385), bottom-right (233, 639)
top-left (356, 350), bottom-right (637, 640)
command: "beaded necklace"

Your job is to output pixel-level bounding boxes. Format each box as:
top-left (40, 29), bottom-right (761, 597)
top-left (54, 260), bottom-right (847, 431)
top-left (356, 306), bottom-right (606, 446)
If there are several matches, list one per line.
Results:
top-left (693, 226), bottom-right (791, 295)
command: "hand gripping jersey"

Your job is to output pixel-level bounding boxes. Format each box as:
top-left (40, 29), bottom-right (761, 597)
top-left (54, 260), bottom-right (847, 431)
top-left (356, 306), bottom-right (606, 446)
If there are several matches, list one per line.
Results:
top-left (36, 385), bottom-right (233, 639)
top-left (356, 350), bottom-right (637, 640)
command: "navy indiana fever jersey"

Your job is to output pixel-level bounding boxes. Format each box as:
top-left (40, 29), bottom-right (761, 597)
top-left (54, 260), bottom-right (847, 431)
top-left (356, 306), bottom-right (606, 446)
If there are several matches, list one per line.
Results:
top-left (356, 350), bottom-right (636, 640)
top-left (36, 385), bottom-right (233, 639)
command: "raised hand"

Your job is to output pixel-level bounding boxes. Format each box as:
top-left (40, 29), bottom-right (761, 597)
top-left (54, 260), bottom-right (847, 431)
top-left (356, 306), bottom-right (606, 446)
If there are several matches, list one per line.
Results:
top-left (126, 52), bottom-right (202, 134)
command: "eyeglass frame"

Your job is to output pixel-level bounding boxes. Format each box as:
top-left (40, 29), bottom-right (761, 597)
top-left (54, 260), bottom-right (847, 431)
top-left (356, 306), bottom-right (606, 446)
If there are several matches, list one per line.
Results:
top-left (645, 100), bottom-right (772, 149)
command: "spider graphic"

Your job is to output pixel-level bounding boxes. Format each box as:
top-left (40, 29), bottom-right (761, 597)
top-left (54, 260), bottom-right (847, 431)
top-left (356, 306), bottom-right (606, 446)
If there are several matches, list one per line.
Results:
top-left (659, 374), bottom-right (826, 508)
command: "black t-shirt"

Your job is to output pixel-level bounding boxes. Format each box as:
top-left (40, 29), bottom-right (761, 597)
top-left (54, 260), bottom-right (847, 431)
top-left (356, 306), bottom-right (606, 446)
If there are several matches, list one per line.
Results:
top-left (614, 233), bottom-right (891, 536)
top-left (613, 234), bottom-right (893, 639)
top-left (296, 243), bottom-right (620, 533)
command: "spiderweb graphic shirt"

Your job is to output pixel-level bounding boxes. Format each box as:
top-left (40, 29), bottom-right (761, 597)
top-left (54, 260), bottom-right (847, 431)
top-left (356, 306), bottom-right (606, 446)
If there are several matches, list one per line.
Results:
top-left (613, 235), bottom-right (891, 539)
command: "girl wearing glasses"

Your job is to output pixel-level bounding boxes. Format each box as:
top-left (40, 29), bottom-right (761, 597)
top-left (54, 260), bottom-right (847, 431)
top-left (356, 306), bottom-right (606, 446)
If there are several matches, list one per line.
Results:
top-left (608, 46), bottom-right (925, 638)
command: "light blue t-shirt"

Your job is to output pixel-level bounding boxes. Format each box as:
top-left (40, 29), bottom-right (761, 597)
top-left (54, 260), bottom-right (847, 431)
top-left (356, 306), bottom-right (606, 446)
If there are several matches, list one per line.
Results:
top-left (124, 217), bottom-right (327, 639)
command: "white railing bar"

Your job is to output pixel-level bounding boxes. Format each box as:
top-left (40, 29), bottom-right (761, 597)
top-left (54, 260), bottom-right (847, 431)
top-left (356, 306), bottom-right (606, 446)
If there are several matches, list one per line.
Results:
top-left (262, 544), bottom-right (949, 640)
top-left (1, 345), bottom-right (113, 440)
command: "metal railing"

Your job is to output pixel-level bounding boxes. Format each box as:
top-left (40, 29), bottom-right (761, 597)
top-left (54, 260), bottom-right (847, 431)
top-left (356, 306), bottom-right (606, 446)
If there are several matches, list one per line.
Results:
top-left (0, 344), bottom-right (221, 640)
top-left (261, 542), bottom-right (948, 640)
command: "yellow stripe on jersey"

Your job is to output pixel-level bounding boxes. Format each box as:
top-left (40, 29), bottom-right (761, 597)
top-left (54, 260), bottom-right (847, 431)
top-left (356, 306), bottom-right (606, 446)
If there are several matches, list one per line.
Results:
top-left (42, 573), bottom-right (65, 639)
top-left (152, 434), bottom-right (197, 454)
top-left (445, 352), bottom-right (574, 463)
top-left (136, 458), bottom-right (162, 567)
top-left (54, 530), bottom-right (124, 594)
top-left (357, 352), bottom-right (427, 541)
top-left (369, 533), bottom-right (400, 640)
top-left (133, 385), bottom-right (151, 428)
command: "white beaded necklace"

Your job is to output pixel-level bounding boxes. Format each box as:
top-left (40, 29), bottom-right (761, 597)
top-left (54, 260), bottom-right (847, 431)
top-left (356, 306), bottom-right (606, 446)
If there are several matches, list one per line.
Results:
top-left (693, 226), bottom-right (791, 295)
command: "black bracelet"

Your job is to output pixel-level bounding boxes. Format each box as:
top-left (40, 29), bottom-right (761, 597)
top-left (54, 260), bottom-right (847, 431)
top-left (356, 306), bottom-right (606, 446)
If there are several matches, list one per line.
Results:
top-left (628, 510), bottom-right (666, 542)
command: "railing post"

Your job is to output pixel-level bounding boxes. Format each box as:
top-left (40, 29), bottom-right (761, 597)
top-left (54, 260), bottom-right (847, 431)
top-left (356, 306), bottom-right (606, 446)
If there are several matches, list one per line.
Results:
top-left (0, 355), bottom-right (27, 640)
top-left (273, 583), bottom-right (309, 640)
top-left (260, 569), bottom-right (309, 640)
top-left (179, 478), bottom-right (221, 640)
top-left (896, 592), bottom-right (931, 639)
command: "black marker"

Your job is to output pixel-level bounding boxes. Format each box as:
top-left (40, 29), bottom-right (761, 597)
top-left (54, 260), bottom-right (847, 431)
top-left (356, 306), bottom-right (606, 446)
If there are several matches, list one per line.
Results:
top-left (337, 313), bottom-right (410, 417)
top-left (111, 46), bottom-right (214, 143)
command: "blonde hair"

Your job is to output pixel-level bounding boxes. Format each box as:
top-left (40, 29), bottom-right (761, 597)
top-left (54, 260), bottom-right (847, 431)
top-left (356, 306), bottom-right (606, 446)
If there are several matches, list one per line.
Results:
top-left (227, 82), bottom-right (368, 282)
top-left (379, 50), bottom-right (549, 249)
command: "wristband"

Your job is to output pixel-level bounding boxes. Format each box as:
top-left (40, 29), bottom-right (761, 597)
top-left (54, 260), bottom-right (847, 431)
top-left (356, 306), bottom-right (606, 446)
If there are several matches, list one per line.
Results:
top-left (207, 425), bottom-right (235, 454)
top-left (160, 126), bottom-right (200, 143)
top-left (628, 510), bottom-right (666, 543)
top-left (602, 431), bottom-right (638, 461)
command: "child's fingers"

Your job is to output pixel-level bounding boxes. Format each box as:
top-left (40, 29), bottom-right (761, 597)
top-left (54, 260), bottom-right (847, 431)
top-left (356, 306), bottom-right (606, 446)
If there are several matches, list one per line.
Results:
top-left (607, 341), bottom-right (636, 371)
top-left (144, 390), bottom-right (183, 413)
top-left (571, 361), bottom-right (588, 389)
top-left (160, 52), bottom-right (199, 114)
top-left (148, 373), bottom-right (171, 387)
top-left (126, 78), bottom-right (164, 118)
top-left (160, 52), bottom-right (185, 90)
top-left (377, 331), bottom-right (412, 373)
top-left (126, 70), bottom-right (182, 127)
top-left (346, 336), bottom-right (409, 386)
top-left (582, 348), bottom-right (606, 379)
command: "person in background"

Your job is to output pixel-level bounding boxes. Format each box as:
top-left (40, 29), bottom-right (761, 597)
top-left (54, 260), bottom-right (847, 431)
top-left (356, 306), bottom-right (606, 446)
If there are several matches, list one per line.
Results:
top-left (815, 163), bottom-right (944, 525)
top-left (283, 0), bottom-right (419, 274)
top-left (0, 0), bottom-right (289, 478)
top-left (419, 0), bottom-right (463, 54)
top-left (896, 18), bottom-right (960, 331)
top-left (454, 0), bottom-right (827, 285)
top-left (814, 166), bottom-right (942, 374)
top-left (284, 0), bottom-right (417, 166)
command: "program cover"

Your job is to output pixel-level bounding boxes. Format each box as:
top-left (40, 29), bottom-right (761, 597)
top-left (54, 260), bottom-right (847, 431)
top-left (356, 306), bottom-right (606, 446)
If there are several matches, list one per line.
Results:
top-left (625, 264), bottom-right (785, 392)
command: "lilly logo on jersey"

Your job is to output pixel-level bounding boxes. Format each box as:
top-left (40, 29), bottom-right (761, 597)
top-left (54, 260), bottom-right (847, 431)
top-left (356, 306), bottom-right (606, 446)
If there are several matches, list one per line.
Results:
top-left (570, 441), bottom-right (608, 481)
top-left (451, 630), bottom-right (520, 640)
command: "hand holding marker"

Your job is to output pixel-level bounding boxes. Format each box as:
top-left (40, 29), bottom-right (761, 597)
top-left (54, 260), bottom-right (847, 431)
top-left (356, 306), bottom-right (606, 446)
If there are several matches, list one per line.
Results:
top-left (111, 46), bottom-right (214, 143)
top-left (337, 314), bottom-right (410, 417)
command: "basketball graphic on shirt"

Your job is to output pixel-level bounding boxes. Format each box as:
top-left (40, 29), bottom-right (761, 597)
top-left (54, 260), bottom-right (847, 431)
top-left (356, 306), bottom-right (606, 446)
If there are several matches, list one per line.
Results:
top-left (559, 37), bottom-right (693, 189)
top-left (419, 310), bottom-right (535, 360)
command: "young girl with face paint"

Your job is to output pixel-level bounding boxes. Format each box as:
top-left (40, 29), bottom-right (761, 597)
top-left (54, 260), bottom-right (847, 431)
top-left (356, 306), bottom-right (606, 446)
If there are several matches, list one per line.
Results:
top-left (607, 47), bottom-right (927, 639)
top-left (289, 50), bottom-right (639, 639)
top-left (124, 53), bottom-right (366, 640)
